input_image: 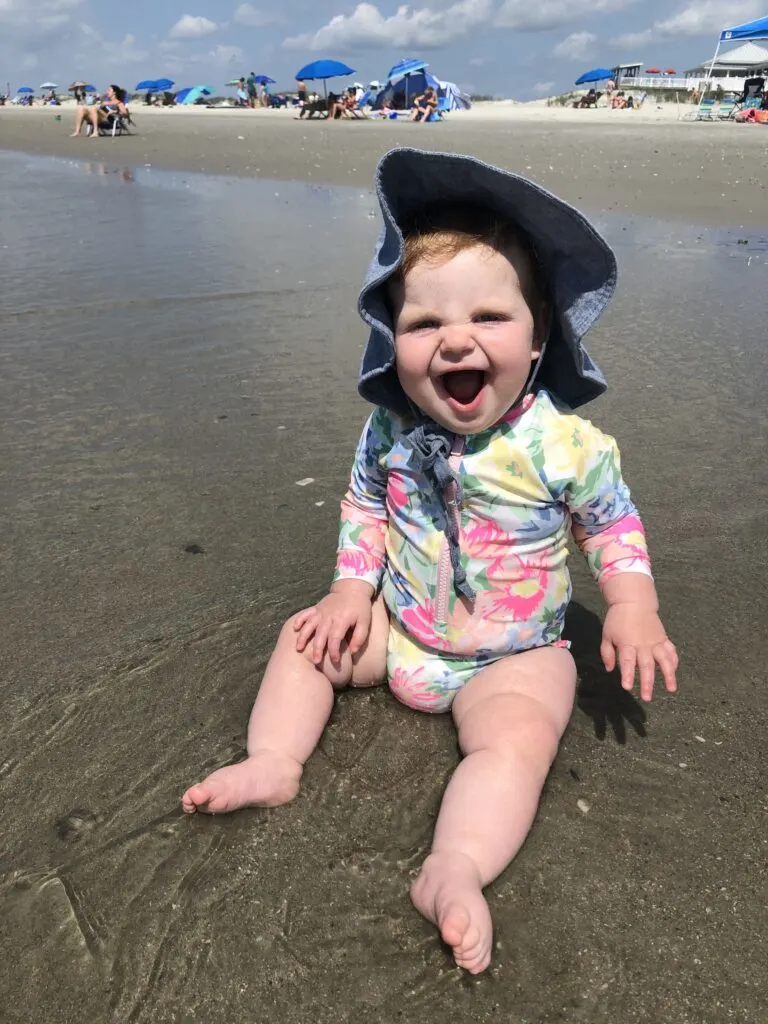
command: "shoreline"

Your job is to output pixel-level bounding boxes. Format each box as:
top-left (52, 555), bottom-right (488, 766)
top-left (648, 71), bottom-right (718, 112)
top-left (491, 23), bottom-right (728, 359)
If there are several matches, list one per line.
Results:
top-left (2, 105), bottom-right (768, 228)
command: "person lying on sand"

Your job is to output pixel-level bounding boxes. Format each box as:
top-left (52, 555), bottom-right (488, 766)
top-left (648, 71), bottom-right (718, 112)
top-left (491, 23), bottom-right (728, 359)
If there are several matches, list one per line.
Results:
top-left (70, 84), bottom-right (127, 138)
top-left (183, 148), bottom-right (678, 975)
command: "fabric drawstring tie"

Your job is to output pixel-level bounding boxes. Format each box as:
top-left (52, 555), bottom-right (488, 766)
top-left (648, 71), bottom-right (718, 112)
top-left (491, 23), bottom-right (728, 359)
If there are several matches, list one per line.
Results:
top-left (402, 422), bottom-right (476, 602)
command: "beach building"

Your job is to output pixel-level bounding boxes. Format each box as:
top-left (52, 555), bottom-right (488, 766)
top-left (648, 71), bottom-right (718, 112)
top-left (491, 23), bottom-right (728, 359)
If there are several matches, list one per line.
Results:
top-left (684, 42), bottom-right (768, 94)
top-left (611, 62), bottom-right (688, 93)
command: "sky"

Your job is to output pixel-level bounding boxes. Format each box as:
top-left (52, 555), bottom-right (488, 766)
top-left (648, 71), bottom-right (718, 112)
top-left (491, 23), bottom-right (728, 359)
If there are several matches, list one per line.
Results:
top-left (1, 0), bottom-right (765, 98)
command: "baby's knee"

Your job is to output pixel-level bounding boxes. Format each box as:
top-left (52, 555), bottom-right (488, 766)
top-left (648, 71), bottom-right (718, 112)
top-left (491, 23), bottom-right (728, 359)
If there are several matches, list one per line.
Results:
top-left (461, 693), bottom-right (563, 766)
top-left (278, 615), bottom-right (353, 687)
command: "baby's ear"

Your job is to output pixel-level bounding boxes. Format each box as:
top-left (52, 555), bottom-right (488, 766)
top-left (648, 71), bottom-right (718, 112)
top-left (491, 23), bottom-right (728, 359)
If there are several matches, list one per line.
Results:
top-left (531, 302), bottom-right (550, 358)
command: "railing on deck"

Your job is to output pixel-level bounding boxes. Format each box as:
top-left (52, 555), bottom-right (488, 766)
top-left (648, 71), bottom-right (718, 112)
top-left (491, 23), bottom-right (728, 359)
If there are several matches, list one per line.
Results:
top-left (617, 74), bottom-right (750, 94)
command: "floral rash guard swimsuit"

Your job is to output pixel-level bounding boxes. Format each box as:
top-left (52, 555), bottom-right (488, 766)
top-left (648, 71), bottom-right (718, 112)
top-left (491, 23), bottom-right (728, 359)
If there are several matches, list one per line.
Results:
top-left (333, 390), bottom-right (652, 713)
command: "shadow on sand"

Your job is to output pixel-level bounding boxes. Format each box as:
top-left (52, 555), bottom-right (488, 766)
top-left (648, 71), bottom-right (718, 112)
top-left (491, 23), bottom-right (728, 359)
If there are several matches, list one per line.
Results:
top-left (564, 601), bottom-right (647, 745)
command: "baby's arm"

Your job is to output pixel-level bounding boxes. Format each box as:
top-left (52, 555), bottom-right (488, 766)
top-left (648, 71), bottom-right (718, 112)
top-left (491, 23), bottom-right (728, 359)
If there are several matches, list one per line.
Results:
top-left (295, 409), bottom-right (391, 662)
top-left (562, 424), bottom-right (678, 701)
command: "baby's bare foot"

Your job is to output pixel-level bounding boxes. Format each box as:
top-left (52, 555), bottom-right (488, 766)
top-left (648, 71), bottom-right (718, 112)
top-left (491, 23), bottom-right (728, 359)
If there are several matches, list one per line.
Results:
top-left (181, 749), bottom-right (302, 814)
top-left (410, 851), bottom-right (493, 974)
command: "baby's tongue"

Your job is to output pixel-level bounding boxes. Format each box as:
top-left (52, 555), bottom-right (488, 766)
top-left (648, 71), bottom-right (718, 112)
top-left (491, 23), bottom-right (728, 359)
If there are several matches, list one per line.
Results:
top-left (443, 370), bottom-right (484, 405)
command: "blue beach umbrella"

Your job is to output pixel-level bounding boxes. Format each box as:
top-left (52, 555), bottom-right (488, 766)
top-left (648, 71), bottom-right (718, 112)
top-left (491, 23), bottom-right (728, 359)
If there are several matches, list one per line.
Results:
top-left (176, 85), bottom-right (215, 104)
top-left (386, 57), bottom-right (430, 107)
top-left (253, 74), bottom-right (275, 84)
top-left (17, 86), bottom-right (34, 93)
top-left (374, 70), bottom-right (439, 111)
top-left (85, 84), bottom-right (96, 92)
top-left (574, 68), bottom-right (614, 85)
top-left (295, 59), bottom-right (355, 98)
top-left (135, 78), bottom-right (175, 92)
top-left (387, 57), bottom-right (428, 82)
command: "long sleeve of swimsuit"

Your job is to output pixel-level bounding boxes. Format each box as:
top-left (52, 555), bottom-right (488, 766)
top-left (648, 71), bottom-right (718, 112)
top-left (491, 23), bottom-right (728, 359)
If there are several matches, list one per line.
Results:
top-left (539, 408), bottom-right (653, 585)
top-left (333, 408), bottom-right (392, 590)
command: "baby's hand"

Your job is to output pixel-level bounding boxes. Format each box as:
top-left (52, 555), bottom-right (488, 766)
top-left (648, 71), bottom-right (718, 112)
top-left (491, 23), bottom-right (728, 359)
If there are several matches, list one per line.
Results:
top-left (600, 604), bottom-right (678, 702)
top-left (293, 582), bottom-right (374, 666)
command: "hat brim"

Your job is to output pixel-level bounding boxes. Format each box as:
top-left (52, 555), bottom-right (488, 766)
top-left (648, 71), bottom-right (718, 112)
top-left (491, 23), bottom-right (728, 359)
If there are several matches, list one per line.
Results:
top-left (358, 148), bottom-right (616, 414)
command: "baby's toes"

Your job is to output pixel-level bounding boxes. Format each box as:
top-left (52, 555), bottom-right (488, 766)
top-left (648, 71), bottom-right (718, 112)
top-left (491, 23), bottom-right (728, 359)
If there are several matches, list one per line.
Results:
top-left (181, 783), bottom-right (212, 813)
top-left (439, 903), bottom-right (471, 948)
top-left (455, 934), bottom-right (491, 974)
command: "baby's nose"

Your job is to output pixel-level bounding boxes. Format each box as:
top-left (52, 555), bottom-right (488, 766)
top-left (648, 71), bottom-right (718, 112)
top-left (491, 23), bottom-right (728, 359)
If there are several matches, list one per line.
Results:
top-left (439, 323), bottom-right (475, 355)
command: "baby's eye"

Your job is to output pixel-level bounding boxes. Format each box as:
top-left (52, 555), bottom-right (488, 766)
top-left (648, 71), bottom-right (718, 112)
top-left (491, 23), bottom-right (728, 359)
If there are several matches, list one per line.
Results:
top-left (474, 312), bottom-right (508, 323)
top-left (410, 318), bottom-right (440, 331)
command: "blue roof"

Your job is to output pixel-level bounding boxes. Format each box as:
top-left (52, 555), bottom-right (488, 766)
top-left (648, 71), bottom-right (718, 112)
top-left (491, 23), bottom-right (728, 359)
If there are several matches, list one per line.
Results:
top-left (720, 16), bottom-right (768, 41)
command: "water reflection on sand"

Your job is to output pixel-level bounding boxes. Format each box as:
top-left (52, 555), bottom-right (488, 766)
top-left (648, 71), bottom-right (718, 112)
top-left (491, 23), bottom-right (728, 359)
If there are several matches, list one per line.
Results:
top-left (0, 150), bottom-right (766, 1024)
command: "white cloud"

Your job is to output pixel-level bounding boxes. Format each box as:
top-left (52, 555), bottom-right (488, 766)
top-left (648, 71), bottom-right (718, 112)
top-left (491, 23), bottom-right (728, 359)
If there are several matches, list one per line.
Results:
top-left (531, 80), bottom-right (555, 94)
top-left (496, 0), bottom-right (634, 30)
top-left (158, 41), bottom-right (245, 74)
top-left (206, 44), bottom-right (244, 64)
top-left (0, 0), bottom-right (84, 28)
top-left (78, 25), bottom-right (150, 65)
top-left (283, 0), bottom-right (492, 52)
top-left (655, 0), bottom-right (762, 36)
top-left (233, 3), bottom-right (273, 27)
top-left (611, 0), bottom-right (763, 51)
top-left (553, 30), bottom-right (597, 59)
top-left (610, 28), bottom-right (653, 48)
top-left (169, 14), bottom-right (219, 39)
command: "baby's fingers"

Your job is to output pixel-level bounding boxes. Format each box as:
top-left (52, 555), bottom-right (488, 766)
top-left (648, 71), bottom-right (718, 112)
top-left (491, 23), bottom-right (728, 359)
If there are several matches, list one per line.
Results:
top-left (348, 615), bottom-right (369, 655)
top-left (618, 646), bottom-right (637, 692)
top-left (326, 616), bottom-right (354, 664)
top-left (600, 637), bottom-right (616, 673)
top-left (655, 640), bottom-right (679, 694)
top-left (294, 610), bottom-right (319, 651)
top-left (637, 650), bottom-right (656, 702)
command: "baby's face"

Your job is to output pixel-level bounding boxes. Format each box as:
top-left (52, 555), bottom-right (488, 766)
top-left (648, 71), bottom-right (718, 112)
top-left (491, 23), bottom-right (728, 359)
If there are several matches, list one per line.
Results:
top-left (392, 243), bottom-right (542, 433)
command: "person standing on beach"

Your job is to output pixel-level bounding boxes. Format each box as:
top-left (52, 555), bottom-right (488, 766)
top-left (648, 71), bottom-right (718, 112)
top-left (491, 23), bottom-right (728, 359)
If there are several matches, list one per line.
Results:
top-left (246, 72), bottom-right (257, 108)
top-left (182, 148), bottom-right (678, 975)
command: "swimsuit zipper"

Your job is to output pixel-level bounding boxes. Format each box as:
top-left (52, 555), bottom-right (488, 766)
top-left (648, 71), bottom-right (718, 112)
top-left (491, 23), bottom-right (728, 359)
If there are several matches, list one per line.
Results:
top-left (434, 436), bottom-right (465, 630)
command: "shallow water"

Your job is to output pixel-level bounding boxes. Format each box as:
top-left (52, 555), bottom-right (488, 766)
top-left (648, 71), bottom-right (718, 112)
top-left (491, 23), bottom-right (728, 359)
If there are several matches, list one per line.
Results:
top-left (1, 150), bottom-right (766, 1023)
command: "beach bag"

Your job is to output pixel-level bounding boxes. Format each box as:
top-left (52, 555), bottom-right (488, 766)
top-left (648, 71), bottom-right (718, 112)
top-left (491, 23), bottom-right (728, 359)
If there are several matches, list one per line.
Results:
top-left (735, 108), bottom-right (757, 122)
top-left (756, 109), bottom-right (768, 124)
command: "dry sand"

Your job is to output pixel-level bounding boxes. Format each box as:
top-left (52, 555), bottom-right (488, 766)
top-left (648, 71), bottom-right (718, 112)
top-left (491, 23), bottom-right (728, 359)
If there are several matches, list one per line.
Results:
top-left (0, 110), bottom-right (767, 1024)
top-left (2, 103), bottom-right (768, 227)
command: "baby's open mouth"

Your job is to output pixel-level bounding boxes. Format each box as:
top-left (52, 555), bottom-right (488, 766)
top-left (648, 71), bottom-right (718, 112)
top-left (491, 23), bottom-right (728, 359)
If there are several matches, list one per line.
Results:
top-left (441, 370), bottom-right (486, 406)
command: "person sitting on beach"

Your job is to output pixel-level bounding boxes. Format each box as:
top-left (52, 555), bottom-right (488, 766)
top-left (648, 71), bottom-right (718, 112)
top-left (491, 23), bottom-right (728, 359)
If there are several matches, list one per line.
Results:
top-left (412, 86), bottom-right (437, 121)
top-left (70, 85), bottom-right (127, 138)
top-left (328, 87), bottom-right (358, 120)
top-left (182, 147), bottom-right (678, 976)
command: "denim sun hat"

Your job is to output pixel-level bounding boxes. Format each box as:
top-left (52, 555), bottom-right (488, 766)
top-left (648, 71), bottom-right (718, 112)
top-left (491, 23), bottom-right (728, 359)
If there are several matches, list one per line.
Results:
top-left (357, 147), bottom-right (617, 415)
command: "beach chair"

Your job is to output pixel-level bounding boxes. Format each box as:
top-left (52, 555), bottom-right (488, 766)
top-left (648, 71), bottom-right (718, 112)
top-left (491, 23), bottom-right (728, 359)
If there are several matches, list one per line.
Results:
top-left (683, 96), bottom-right (716, 121)
top-left (87, 107), bottom-right (136, 137)
top-left (717, 97), bottom-right (737, 120)
top-left (346, 90), bottom-right (371, 119)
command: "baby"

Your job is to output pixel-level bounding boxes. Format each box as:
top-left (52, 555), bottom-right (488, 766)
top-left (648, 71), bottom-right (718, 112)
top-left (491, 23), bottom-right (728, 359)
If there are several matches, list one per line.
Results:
top-left (183, 148), bottom-right (678, 974)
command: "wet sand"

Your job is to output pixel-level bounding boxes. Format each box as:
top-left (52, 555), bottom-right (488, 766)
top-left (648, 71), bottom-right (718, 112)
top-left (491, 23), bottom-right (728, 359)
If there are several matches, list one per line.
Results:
top-left (0, 144), bottom-right (767, 1024)
top-left (2, 105), bottom-right (768, 227)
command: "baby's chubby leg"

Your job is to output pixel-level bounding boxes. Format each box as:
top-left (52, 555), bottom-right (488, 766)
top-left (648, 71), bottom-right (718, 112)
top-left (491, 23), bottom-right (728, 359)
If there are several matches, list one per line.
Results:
top-left (182, 594), bottom-right (388, 814)
top-left (410, 647), bottom-right (576, 973)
